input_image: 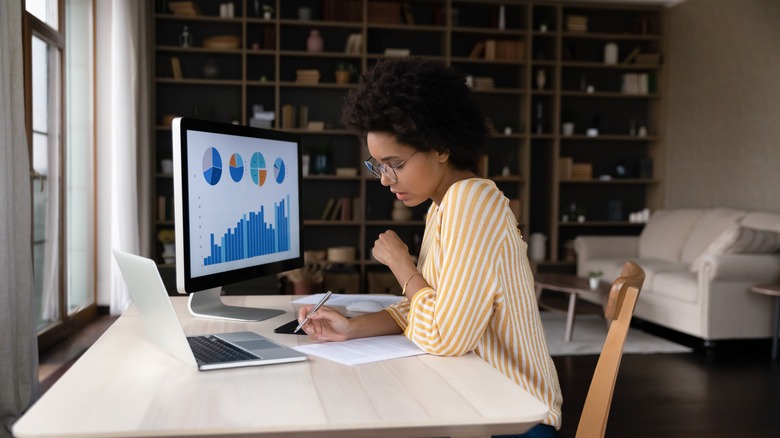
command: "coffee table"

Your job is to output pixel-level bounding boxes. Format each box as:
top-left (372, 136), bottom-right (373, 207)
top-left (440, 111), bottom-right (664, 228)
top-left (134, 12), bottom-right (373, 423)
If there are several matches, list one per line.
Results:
top-left (749, 283), bottom-right (780, 364)
top-left (534, 273), bottom-right (610, 342)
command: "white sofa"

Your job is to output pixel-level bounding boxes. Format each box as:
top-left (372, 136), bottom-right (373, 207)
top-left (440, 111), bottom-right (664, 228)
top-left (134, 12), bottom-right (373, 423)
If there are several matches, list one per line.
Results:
top-left (574, 208), bottom-right (780, 342)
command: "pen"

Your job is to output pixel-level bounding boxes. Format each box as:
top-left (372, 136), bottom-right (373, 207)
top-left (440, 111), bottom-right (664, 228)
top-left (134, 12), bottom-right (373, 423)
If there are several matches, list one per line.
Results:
top-left (294, 290), bottom-right (332, 333)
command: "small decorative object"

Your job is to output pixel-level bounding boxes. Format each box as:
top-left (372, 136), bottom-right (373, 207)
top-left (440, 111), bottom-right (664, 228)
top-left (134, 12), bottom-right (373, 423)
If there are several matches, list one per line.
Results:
top-left (535, 102), bottom-right (544, 134)
top-left (535, 69), bottom-right (546, 90)
top-left (586, 128), bottom-right (598, 137)
top-left (157, 229), bottom-right (176, 264)
top-left (334, 62), bottom-right (356, 84)
top-left (301, 155), bottom-right (310, 176)
top-left (529, 233), bottom-right (547, 262)
top-left (298, 7), bottom-right (311, 20)
top-left (262, 4), bottom-right (274, 19)
top-left (614, 160), bottom-right (628, 178)
top-left (577, 214), bottom-right (586, 223)
top-left (588, 270), bottom-right (603, 290)
top-left (391, 200), bottom-right (413, 222)
top-left (251, 42), bottom-right (260, 50)
top-left (586, 85), bottom-right (595, 93)
top-left (638, 126), bottom-right (648, 137)
top-left (201, 59), bottom-right (220, 79)
top-left (160, 159), bottom-right (173, 174)
top-left (179, 25), bottom-right (193, 47)
top-left (465, 75), bottom-right (474, 88)
top-left (501, 165), bottom-right (511, 176)
top-left (562, 122), bottom-right (574, 136)
top-left (604, 42), bottom-right (618, 65)
top-left (503, 126), bottom-right (512, 135)
top-left (307, 29), bottom-right (323, 52)
top-left (498, 5), bottom-right (506, 30)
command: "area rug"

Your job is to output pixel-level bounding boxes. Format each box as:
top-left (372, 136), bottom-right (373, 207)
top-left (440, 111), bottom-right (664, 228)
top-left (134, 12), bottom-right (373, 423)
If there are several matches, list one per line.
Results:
top-left (541, 312), bottom-right (692, 356)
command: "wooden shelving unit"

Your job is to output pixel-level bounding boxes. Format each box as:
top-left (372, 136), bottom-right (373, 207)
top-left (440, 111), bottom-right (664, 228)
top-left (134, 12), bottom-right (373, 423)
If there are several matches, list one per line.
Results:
top-left (150, 0), bottom-right (664, 292)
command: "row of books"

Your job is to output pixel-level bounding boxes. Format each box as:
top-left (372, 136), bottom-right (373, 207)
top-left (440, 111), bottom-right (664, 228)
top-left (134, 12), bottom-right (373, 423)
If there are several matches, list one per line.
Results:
top-left (621, 73), bottom-right (655, 95)
top-left (560, 157), bottom-right (592, 180)
top-left (566, 15), bottom-right (588, 32)
top-left (295, 69), bottom-right (320, 84)
top-left (322, 0), bottom-right (361, 22)
top-left (281, 104), bottom-right (309, 129)
top-left (469, 40), bottom-right (525, 61)
top-left (320, 197), bottom-right (360, 221)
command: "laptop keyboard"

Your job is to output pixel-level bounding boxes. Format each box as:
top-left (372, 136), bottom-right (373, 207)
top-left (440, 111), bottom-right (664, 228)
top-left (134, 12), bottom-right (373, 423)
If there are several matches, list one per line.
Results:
top-left (187, 335), bottom-right (259, 364)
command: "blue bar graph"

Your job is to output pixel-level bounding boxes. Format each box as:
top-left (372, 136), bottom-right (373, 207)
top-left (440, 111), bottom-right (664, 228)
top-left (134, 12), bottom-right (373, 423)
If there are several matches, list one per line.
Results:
top-left (204, 195), bottom-right (291, 265)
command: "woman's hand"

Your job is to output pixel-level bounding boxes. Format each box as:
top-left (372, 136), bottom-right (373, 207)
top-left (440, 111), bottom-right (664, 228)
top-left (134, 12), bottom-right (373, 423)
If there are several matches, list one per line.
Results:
top-left (372, 230), bottom-right (412, 269)
top-left (296, 305), bottom-right (352, 341)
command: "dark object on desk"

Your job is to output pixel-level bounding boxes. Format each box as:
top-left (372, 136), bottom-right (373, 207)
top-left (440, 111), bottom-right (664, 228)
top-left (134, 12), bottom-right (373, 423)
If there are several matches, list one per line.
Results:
top-left (275, 319), bottom-right (308, 335)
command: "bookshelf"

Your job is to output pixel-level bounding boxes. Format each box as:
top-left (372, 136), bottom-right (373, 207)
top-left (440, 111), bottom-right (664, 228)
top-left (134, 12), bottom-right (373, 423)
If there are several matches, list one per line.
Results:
top-left (150, 0), bottom-right (665, 292)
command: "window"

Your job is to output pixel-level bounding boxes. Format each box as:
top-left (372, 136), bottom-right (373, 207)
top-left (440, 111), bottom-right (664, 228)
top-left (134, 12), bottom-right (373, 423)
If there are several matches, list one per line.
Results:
top-left (25, 0), bottom-right (96, 350)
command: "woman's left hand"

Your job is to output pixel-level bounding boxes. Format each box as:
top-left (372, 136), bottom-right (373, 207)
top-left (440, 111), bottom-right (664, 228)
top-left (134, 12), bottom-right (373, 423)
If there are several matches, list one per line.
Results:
top-left (371, 230), bottom-right (412, 269)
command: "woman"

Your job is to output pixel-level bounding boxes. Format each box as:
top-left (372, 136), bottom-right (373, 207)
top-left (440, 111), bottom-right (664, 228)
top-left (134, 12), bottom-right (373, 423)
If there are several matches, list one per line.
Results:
top-left (297, 57), bottom-right (562, 437)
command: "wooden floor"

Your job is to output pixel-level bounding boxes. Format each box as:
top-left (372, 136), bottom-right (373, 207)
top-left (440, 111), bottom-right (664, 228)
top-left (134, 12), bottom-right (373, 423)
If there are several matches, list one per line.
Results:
top-left (39, 316), bottom-right (780, 437)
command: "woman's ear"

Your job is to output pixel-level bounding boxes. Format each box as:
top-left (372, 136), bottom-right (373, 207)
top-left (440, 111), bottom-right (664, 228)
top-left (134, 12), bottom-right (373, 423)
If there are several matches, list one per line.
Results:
top-left (437, 150), bottom-right (450, 163)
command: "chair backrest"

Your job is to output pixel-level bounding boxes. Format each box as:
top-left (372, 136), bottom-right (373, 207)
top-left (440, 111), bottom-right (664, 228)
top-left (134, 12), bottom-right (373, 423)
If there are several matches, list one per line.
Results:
top-left (575, 261), bottom-right (645, 438)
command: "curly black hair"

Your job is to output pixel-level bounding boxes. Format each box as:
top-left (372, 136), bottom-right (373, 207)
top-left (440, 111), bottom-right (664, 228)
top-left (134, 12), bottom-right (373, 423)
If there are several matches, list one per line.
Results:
top-left (340, 57), bottom-right (488, 171)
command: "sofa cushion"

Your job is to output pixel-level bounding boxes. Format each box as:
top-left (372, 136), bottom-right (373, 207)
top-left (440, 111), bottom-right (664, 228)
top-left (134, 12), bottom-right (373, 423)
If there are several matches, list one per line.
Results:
top-left (639, 209), bottom-right (704, 262)
top-left (741, 211), bottom-right (780, 233)
top-left (579, 257), bottom-right (687, 295)
top-left (652, 271), bottom-right (699, 304)
top-left (690, 226), bottom-right (780, 272)
top-left (680, 208), bottom-right (746, 264)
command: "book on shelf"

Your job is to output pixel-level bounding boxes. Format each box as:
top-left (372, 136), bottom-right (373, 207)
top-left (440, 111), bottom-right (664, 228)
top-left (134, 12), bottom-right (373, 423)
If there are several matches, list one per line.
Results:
top-left (559, 156), bottom-right (573, 180)
top-left (571, 163), bottom-right (593, 180)
top-left (402, 3), bottom-right (415, 25)
top-left (157, 196), bottom-right (167, 221)
top-left (282, 104), bottom-right (296, 129)
top-left (472, 77), bottom-right (495, 91)
top-left (297, 105), bottom-right (309, 129)
top-left (170, 57), bottom-right (182, 79)
top-left (344, 33), bottom-right (363, 54)
top-left (168, 1), bottom-right (200, 16)
top-left (384, 48), bottom-right (410, 57)
top-left (478, 154), bottom-right (489, 178)
top-left (634, 53), bottom-right (662, 66)
top-left (622, 46), bottom-right (641, 64)
top-left (368, 2), bottom-right (402, 24)
top-left (469, 41), bottom-right (486, 59)
top-left (322, 0), bottom-right (361, 22)
top-left (621, 73), bottom-right (650, 95)
top-left (320, 198), bottom-right (337, 220)
top-left (566, 15), bottom-right (588, 32)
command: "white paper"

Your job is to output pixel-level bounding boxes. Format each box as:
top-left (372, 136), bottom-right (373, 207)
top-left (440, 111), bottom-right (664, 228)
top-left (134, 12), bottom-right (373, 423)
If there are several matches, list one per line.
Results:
top-left (293, 335), bottom-right (426, 366)
top-left (291, 293), bottom-right (403, 316)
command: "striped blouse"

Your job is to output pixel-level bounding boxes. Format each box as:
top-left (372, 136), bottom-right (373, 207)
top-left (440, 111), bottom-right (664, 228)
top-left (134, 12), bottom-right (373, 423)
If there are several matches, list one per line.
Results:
top-left (384, 178), bottom-right (563, 429)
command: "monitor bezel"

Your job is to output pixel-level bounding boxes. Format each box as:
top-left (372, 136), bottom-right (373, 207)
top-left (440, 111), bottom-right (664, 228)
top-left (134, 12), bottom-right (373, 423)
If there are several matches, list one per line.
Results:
top-left (173, 117), bottom-right (304, 294)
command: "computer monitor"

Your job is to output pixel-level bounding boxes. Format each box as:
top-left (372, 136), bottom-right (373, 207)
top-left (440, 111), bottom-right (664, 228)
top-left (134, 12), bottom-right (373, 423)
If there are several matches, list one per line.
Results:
top-left (172, 117), bottom-right (303, 321)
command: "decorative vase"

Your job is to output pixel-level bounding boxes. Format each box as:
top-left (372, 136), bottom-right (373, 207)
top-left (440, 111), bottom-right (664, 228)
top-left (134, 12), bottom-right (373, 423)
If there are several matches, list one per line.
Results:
top-left (335, 69), bottom-right (350, 84)
top-left (536, 69), bottom-right (546, 90)
top-left (589, 277), bottom-right (600, 290)
top-left (307, 29), bottom-right (323, 53)
top-left (391, 200), bottom-right (412, 221)
top-left (604, 42), bottom-right (618, 65)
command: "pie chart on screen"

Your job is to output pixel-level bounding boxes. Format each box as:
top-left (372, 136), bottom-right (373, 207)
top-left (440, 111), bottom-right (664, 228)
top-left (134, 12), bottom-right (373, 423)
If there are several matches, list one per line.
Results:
top-left (202, 147), bottom-right (222, 186)
top-left (249, 152), bottom-right (267, 186)
top-left (229, 153), bottom-right (244, 182)
top-left (273, 158), bottom-right (285, 183)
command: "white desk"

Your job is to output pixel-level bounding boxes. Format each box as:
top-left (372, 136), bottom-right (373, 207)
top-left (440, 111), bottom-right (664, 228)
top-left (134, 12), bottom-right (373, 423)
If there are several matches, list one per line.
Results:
top-left (14, 295), bottom-right (548, 438)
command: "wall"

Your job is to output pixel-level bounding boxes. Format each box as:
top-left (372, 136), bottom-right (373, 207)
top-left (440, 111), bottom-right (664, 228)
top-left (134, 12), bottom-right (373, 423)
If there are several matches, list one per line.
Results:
top-left (664, 0), bottom-right (780, 212)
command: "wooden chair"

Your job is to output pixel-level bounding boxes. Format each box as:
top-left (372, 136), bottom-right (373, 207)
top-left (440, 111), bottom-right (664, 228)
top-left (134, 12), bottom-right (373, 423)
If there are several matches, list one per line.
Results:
top-left (576, 261), bottom-right (645, 438)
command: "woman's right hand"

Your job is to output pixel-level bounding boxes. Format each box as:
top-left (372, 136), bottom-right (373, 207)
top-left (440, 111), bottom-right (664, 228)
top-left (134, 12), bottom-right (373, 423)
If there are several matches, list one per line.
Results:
top-left (296, 305), bottom-right (352, 342)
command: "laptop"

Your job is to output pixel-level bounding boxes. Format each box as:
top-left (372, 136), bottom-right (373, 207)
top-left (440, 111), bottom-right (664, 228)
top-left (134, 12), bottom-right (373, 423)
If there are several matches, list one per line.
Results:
top-left (113, 250), bottom-right (307, 371)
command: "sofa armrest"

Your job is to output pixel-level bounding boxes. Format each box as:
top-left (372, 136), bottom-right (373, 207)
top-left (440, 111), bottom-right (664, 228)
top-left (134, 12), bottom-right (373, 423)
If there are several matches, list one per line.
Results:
top-left (698, 253), bottom-right (780, 282)
top-left (574, 236), bottom-right (639, 262)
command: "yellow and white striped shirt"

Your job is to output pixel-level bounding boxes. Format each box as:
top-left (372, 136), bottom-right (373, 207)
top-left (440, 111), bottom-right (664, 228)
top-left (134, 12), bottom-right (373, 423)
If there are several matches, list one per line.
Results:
top-left (385, 178), bottom-right (563, 429)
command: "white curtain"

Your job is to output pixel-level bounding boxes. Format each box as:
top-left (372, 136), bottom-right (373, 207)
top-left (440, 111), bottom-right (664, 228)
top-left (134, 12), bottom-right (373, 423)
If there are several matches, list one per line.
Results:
top-left (0, 0), bottom-right (39, 435)
top-left (96, 0), bottom-right (151, 315)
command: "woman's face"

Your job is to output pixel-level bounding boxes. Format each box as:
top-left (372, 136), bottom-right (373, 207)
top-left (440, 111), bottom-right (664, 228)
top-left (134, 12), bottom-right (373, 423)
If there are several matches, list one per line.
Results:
top-left (366, 132), bottom-right (449, 207)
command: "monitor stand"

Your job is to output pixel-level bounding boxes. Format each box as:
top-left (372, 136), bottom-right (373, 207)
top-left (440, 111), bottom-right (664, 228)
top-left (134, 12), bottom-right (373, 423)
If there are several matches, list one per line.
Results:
top-left (188, 287), bottom-right (285, 322)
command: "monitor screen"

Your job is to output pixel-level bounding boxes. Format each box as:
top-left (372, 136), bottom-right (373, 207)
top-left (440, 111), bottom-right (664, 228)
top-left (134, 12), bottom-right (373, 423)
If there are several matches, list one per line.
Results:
top-left (172, 117), bottom-right (303, 320)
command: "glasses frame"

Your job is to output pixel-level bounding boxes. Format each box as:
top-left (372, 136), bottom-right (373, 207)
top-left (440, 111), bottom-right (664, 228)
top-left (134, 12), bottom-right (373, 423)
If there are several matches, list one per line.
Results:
top-left (364, 151), bottom-right (419, 183)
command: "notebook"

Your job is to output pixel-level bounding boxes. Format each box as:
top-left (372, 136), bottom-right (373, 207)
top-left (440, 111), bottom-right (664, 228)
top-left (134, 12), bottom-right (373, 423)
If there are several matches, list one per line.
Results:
top-left (113, 250), bottom-right (307, 371)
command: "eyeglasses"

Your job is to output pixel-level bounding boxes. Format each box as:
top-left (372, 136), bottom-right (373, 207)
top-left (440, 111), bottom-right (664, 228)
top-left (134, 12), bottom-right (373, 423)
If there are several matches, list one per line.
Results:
top-left (364, 151), bottom-right (419, 183)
